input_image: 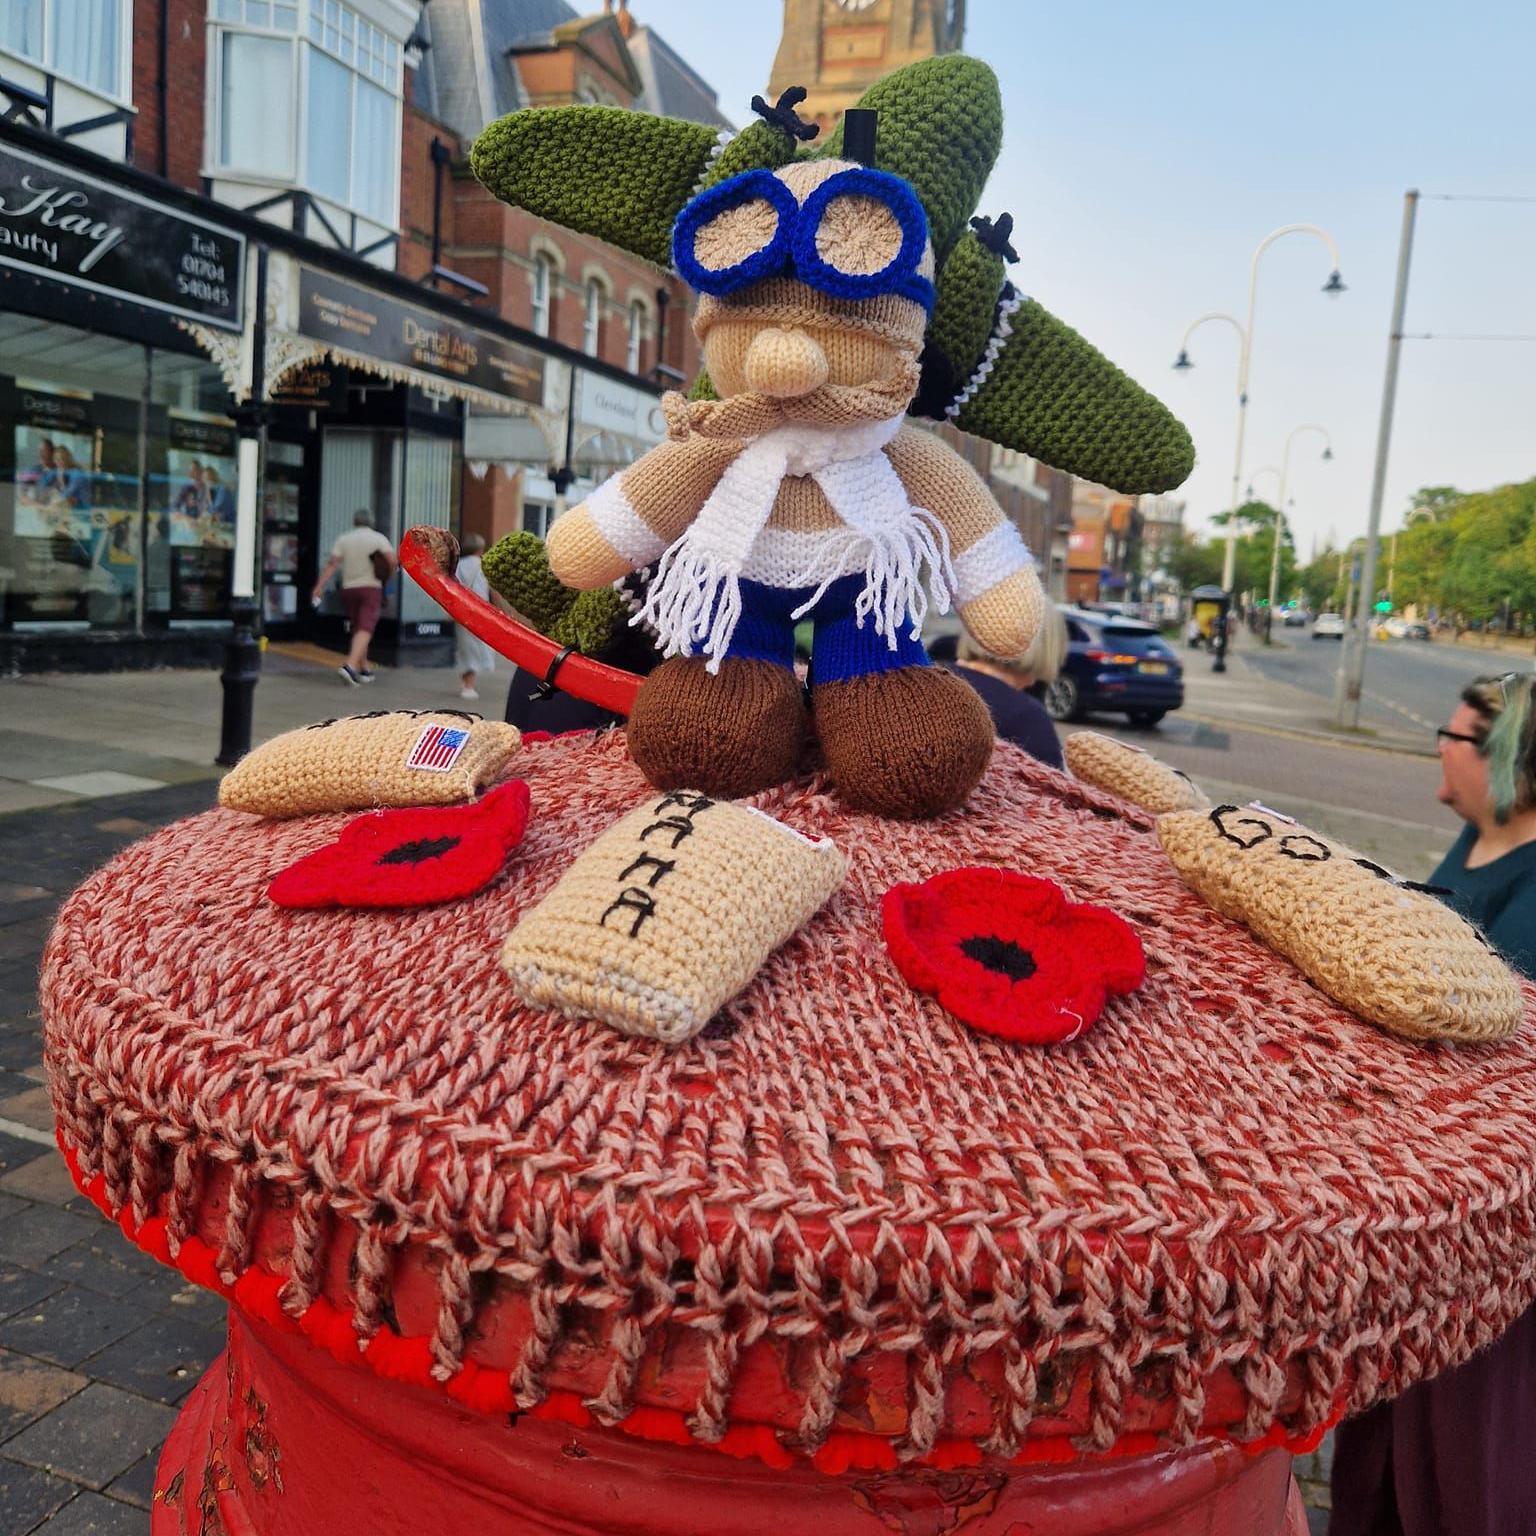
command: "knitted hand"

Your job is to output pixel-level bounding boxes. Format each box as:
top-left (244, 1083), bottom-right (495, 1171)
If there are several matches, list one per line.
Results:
top-left (483, 531), bottom-right (630, 656)
top-left (957, 565), bottom-right (1045, 659)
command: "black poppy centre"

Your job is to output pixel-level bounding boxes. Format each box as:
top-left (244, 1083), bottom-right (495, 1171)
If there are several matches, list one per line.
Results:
top-left (377, 835), bottom-right (462, 866)
top-left (959, 934), bottom-right (1037, 982)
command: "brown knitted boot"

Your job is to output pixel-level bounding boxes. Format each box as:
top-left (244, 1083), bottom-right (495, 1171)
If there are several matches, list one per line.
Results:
top-left (813, 666), bottom-right (995, 819)
top-left (627, 656), bottom-right (808, 798)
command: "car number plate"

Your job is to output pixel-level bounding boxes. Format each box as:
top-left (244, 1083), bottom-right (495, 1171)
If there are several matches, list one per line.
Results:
top-left (1139, 661), bottom-right (1170, 675)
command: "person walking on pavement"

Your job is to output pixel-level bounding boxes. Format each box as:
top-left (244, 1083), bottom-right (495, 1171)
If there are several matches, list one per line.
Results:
top-left (1330, 669), bottom-right (1536, 1536)
top-left (312, 510), bottom-right (395, 685)
top-left (453, 534), bottom-right (497, 701)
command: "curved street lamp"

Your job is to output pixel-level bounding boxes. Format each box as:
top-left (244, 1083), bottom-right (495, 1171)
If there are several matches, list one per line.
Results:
top-left (1173, 224), bottom-right (1346, 622)
top-left (1265, 423), bottom-right (1334, 640)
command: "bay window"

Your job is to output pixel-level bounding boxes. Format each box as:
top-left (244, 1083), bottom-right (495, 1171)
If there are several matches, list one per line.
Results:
top-left (2, 0), bottom-right (128, 100)
top-left (210, 0), bottom-right (403, 228)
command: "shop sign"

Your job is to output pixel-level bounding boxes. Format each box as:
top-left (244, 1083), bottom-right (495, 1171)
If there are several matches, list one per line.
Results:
top-left (0, 144), bottom-right (245, 330)
top-left (298, 269), bottom-right (544, 404)
top-left (270, 363), bottom-right (347, 410)
top-left (574, 373), bottom-right (666, 445)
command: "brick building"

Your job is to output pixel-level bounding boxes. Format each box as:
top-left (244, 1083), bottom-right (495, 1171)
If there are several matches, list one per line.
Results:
top-left (0, 0), bottom-right (723, 670)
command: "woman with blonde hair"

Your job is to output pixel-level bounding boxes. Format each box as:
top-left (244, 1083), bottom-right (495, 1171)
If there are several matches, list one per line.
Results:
top-left (949, 600), bottom-right (1069, 768)
top-left (1330, 669), bottom-right (1536, 1535)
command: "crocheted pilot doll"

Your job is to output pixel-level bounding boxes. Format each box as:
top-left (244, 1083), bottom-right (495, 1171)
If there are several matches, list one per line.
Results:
top-left (472, 59), bottom-right (1195, 818)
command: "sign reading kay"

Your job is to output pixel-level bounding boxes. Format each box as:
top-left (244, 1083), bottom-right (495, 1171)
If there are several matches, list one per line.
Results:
top-left (0, 144), bottom-right (245, 330)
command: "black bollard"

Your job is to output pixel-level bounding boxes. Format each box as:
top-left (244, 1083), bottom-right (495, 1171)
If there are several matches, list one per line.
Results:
top-left (216, 596), bottom-right (262, 766)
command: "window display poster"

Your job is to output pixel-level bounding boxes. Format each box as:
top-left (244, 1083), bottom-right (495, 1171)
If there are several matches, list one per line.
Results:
top-left (263, 533), bottom-right (298, 574)
top-left (166, 412), bottom-right (238, 549)
top-left (12, 386), bottom-right (138, 619)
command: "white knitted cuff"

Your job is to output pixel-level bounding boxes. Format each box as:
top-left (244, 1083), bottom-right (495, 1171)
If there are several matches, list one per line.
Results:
top-left (953, 520), bottom-right (1034, 607)
top-left (588, 473), bottom-right (668, 568)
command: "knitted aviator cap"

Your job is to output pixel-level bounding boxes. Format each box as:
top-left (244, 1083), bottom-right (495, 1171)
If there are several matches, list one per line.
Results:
top-left (470, 56), bottom-right (1195, 495)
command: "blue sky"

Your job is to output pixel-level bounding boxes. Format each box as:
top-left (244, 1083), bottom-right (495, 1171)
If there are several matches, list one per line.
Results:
top-left (642, 0), bottom-right (1536, 555)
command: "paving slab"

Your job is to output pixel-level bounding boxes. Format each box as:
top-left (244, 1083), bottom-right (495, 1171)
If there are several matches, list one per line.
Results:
top-left (0, 1350), bottom-right (85, 1439)
top-left (30, 1490), bottom-right (146, 1534)
top-left (0, 1456), bottom-right (75, 1532)
top-left (1, 1381), bottom-right (175, 1490)
top-left (0, 1287), bottom-right (141, 1372)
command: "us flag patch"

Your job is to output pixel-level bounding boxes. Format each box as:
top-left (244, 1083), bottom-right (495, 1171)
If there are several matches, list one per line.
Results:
top-left (405, 723), bottom-right (470, 772)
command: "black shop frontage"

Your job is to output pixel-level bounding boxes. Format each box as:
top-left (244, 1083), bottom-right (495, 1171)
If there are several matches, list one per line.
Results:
top-left (0, 121), bottom-right (558, 675)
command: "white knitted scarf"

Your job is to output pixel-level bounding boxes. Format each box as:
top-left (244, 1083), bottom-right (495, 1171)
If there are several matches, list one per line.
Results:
top-left (635, 415), bottom-right (955, 673)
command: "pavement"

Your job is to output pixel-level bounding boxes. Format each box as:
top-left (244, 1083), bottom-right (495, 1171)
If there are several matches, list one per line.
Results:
top-left (0, 635), bottom-right (1469, 1533)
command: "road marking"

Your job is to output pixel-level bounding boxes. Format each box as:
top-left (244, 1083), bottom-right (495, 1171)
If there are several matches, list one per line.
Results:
top-left (0, 1115), bottom-right (55, 1148)
top-left (1364, 691), bottom-right (1436, 731)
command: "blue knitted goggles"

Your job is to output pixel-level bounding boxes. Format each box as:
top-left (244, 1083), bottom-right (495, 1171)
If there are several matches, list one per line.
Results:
top-left (672, 167), bottom-right (935, 314)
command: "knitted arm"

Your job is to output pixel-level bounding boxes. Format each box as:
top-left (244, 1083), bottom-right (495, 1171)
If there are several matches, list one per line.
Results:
top-left (884, 427), bottom-right (1044, 657)
top-left (547, 436), bottom-right (739, 589)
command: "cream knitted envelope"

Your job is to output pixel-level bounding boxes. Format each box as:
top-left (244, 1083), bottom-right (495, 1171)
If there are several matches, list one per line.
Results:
top-left (502, 792), bottom-right (846, 1044)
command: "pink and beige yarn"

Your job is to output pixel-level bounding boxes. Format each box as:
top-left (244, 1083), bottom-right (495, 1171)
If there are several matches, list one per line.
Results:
top-left (42, 734), bottom-right (1536, 1468)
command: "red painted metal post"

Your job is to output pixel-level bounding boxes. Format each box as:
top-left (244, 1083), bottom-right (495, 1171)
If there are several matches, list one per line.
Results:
top-left (153, 1308), bottom-right (1307, 1536)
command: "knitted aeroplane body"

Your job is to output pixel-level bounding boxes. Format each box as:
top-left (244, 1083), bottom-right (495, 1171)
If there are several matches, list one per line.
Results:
top-left (471, 58), bottom-right (1195, 817)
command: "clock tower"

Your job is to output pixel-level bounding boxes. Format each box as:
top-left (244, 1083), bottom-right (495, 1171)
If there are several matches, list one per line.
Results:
top-left (768, 0), bottom-right (966, 139)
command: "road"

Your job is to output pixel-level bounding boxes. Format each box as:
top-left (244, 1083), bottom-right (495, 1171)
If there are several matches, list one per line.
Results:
top-left (1242, 629), bottom-right (1530, 741)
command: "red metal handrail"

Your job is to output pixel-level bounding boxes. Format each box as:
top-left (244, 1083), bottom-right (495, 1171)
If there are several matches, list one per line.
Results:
top-left (398, 526), bottom-right (642, 717)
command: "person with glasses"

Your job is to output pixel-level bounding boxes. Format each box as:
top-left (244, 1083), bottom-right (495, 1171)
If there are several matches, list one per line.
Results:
top-left (1331, 669), bottom-right (1536, 1535)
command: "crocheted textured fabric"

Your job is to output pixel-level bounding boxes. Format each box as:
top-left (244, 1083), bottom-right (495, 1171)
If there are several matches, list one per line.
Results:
top-left (42, 733), bottom-right (1536, 1468)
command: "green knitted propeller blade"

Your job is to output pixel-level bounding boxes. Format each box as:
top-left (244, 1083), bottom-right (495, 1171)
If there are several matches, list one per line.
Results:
top-left (954, 300), bottom-right (1196, 494)
top-left (472, 108), bottom-right (720, 269)
top-left (471, 108), bottom-right (800, 268)
top-left (817, 55), bottom-right (1003, 262)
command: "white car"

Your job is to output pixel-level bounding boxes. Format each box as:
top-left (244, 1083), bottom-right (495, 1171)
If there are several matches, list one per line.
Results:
top-left (1312, 613), bottom-right (1346, 639)
top-left (1382, 617), bottom-right (1409, 639)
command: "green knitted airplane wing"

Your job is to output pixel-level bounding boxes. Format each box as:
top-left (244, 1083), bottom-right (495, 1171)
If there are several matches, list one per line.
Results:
top-left (470, 109), bottom-right (799, 269)
top-left (955, 298), bottom-right (1196, 494)
top-left (816, 55), bottom-right (1003, 263)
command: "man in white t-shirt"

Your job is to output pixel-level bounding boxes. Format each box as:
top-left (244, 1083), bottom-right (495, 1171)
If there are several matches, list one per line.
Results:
top-left (312, 509), bottom-right (395, 685)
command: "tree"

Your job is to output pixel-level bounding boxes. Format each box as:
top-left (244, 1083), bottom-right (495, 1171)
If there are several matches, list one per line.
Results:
top-left (1405, 486), bottom-right (1463, 523)
top-left (1165, 531), bottom-right (1222, 593)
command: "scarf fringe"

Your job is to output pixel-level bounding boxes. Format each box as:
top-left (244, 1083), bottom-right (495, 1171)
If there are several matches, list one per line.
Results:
top-left (637, 416), bottom-right (955, 668)
top-left (634, 542), bottom-right (744, 675)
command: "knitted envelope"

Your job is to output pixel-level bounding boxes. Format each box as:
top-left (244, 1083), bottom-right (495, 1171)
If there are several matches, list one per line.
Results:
top-left (220, 711), bottom-right (521, 818)
top-left (470, 55), bottom-right (1194, 496)
top-left (1065, 731), bottom-right (1209, 815)
top-left (501, 792), bottom-right (845, 1043)
top-left (1158, 804), bottom-right (1523, 1043)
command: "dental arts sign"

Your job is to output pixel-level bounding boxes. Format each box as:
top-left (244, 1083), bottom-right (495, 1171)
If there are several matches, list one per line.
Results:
top-left (0, 145), bottom-right (245, 330)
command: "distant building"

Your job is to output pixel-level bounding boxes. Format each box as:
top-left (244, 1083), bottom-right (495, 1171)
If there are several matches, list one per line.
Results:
top-left (0, 0), bottom-right (726, 671)
top-left (768, 0), bottom-right (965, 139)
top-left (1066, 483), bottom-right (1142, 606)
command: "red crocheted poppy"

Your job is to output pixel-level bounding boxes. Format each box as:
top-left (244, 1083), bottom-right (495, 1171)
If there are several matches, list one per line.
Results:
top-left (268, 780), bottom-right (531, 909)
top-left (882, 868), bottom-right (1144, 1044)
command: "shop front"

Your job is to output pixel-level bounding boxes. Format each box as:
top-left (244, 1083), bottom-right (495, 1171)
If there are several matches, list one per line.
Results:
top-left (0, 137), bottom-right (249, 671)
top-left (219, 254), bottom-right (552, 666)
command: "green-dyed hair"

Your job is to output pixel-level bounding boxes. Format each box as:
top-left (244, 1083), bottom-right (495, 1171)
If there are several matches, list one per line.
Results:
top-left (1464, 672), bottom-right (1536, 823)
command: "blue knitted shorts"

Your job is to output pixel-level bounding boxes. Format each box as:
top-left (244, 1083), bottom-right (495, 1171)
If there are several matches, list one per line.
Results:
top-left (716, 575), bottom-right (929, 685)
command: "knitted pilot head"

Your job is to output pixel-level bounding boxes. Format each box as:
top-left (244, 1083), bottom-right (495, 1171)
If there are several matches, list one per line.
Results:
top-left (677, 157), bottom-right (933, 427)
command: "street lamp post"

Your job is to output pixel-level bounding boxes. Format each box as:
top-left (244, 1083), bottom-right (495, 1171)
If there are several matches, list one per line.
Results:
top-left (1265, 425), bottom-right (1333, 641)
top-left (1173, 225), bottom-right (1345, 672)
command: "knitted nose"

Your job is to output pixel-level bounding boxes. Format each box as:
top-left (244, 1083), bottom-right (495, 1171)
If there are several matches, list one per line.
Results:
top-left (743, 328), bottom-right (829, 398)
